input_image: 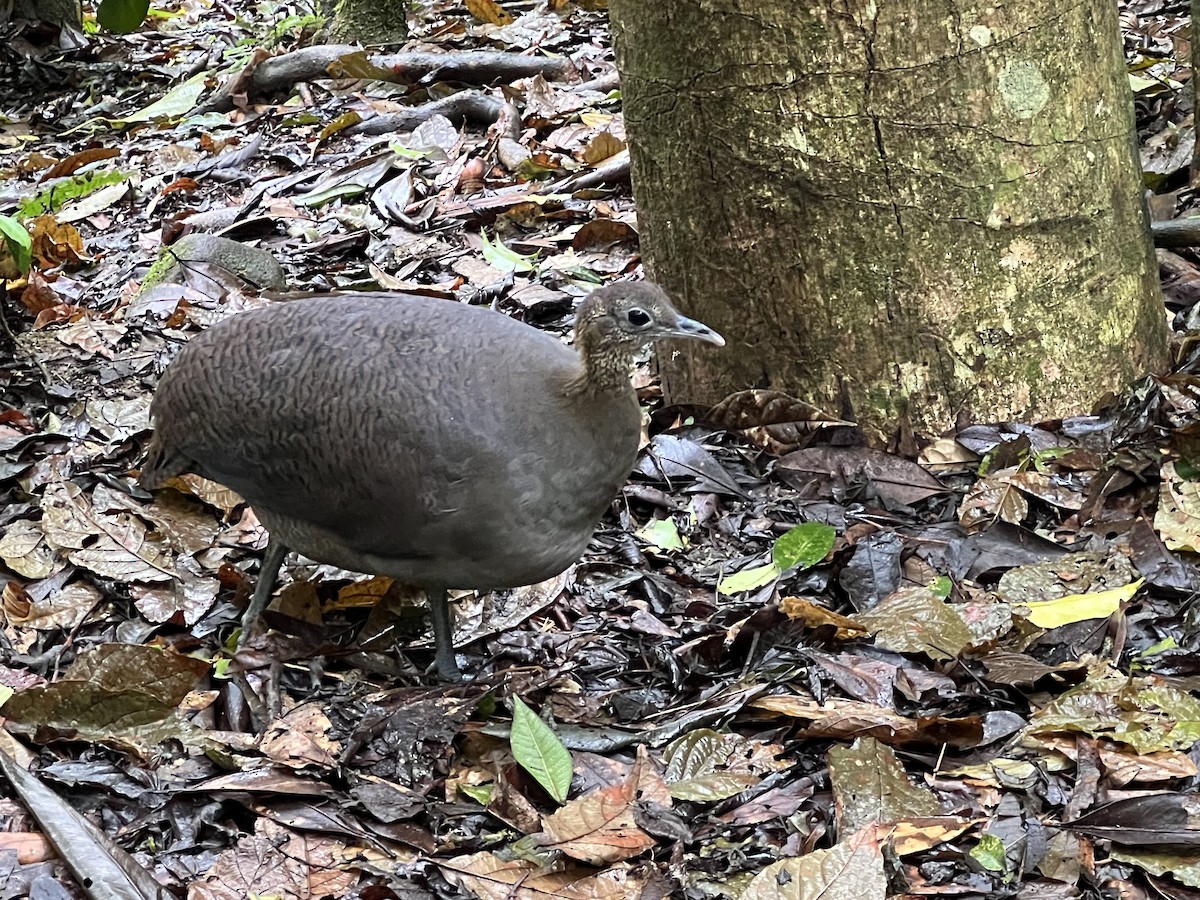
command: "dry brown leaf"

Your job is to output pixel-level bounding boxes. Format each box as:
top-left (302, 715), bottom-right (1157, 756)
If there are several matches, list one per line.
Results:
top-left (439, 852), bottom-right (644, 900)
top-left (42, 146), bottom-right (120, 180)
top-left (28, 215), bottom-right (86, 269)
top-left (743, 824), bottom-right (887, 900)
top-left (540, 746), bottom-right (663, 863)
top-left (52, 318), bottom-right (127, 359)
top-left (919, 437), bottom-right (980, 471)
top-left (708, 389), bottom-right (849, 454)
top-left (890, 817), bottom-right (975, 855)
top-left (581, 131), bottom-right (626, 164)
top-left (779, 596), bottom-right (869, 639)
top-left (190, 819), bottom-right (357, 900)
top-left (18, 269), bottom-right (63, 314)
top-left (40, 481), bottom-right (174, 583)
top-left (260, 704), bottom-right (342, 770)
top-left (1035, 733), bottom-right (1198, 786)
top-left (750, 694), bottom-right (983, 748)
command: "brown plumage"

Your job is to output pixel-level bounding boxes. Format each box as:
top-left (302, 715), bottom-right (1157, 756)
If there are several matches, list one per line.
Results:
top-left (140, 282), bottom-right (724, 679)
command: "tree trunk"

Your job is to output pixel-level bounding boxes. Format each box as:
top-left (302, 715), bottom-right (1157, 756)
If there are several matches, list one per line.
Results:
top-left (610, 0), bottom-right (1168, 443)
top-left (14, 0), bottom-right (82, 29)
top-left (319, 0), bottom-right (408, 45)
top-left (1193, 0), bottom-right (1200, 183)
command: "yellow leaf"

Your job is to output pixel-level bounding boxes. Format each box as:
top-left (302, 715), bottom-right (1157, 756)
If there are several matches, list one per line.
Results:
top-left (465, 0), bottom-right (514, 25)
top-left (1022, 579), bottom-right (1143, 629)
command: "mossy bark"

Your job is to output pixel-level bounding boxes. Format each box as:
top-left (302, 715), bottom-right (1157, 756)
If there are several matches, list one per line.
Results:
top-left (320, 0), bottom-right (408, 45)
top-left (610, 0), bottom-right (1168, 442)
top-left (15, 0), bottom-right (82, 28)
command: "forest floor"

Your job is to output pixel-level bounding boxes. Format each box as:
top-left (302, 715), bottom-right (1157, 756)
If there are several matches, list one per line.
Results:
top-left (3, 1), bottom-right (1200, 898)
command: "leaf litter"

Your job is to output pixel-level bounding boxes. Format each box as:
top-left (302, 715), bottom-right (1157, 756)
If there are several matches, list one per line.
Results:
top-left (2, 0), bottom-right (1200, 897)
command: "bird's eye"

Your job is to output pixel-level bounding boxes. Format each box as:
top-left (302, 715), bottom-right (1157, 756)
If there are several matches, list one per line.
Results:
top-left (627, 308), bottom-right (651, 327)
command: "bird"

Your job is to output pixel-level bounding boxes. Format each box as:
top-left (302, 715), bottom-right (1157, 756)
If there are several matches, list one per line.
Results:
top-left (138, 281), bottom-right (724, 680)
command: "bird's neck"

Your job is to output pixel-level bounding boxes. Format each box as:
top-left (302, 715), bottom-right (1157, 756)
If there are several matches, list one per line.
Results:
top-left (565, 332), bottom-right (635, 397)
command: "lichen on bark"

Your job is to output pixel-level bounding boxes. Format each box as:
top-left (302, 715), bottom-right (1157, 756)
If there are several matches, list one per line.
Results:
top-left (611, 0), bottom-right (1167, 442)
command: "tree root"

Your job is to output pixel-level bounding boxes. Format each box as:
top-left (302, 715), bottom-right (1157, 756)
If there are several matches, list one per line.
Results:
top-left (198, 45), bottom-right (578, 114)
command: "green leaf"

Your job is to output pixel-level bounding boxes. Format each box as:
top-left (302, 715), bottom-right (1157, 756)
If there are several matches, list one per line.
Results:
top-left (1177, 457), bottom-right (1200, 481)
top-left (510, 696), bottom-right (572, 804)
top-left (636, 518), bottom-right (684, 552)
top-left (481, 230), bottom-right (535, 273)
top-left (19, 169), bottom-right (128, 219)
top-left (931, 575), bottom-right (953, 599)
top-left (96, 0), bottom-right (151, 32)
top-left (717, 562), bottom-right (779, 596)
top-left (970, 833), bottom-right (1009, 873)
top-left (120, 72), bottom-right (207, 123)
top-left (458, 783), bottom-right (494, 806)
top-left (772, 522), bottom-right (836, 572)
top-left (0, 216), bottom-right (32, 276)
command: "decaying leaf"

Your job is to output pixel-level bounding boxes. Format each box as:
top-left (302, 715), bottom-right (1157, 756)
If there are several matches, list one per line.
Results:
top-left (663, 728), bottom-right (785, 802)
top-left (539, 746), bottom-right (665, 864)
top-left (743, 825), bottom-right (887, 900)
top-left (828, 737), bottom-right (943, 834)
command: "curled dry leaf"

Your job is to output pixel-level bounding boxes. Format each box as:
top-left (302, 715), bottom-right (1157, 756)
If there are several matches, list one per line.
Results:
top-left (439, 852), bottom-right (645, 900)
top-left (828, 737), bottom-right (943, 835)
top-left (40, 481), bottom-right (174, 583)
top-left (743, 824), bottom-right (888, 900)
top-left (190, 818), bottom-right (357, 900)
top-left (0, 519), bottom-right (63, 579)
top-left (708, 389), bottom-right (849, 455)
top-left (539, 745), bottom-right (666, 864)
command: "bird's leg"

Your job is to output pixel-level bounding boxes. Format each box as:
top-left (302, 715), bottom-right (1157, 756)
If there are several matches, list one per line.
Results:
top-left (427, 589), bottom-right (462, 682)
top-left (236, 536), bottom-right (288, 648)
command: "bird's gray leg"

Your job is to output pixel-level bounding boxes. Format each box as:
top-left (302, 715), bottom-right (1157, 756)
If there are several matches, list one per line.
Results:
top-left (427, 589), bottom-right (462, 682)
top-left (237, 536), bottom-right (288, 648)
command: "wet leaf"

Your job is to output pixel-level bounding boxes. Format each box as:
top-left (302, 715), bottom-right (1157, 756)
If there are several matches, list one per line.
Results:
top-left (540, 748), bottom-right (662, 863)
top-left (773, 522), bottom-right (836, 571)
top-left (0, 735), bottom-right (167, 900)
top-left (439, 851), bottom-right (646, 899)
top-left (2, 644), bottom-right (209, 751)
top-left (828, 738), bottom-right (942, 834)
top-left (663, 729), bottom-right (773, 802)
top-left (0, 519), bottom-right (63, 579)
top-left (1021, 578), bottom-right (1142, 629)
top-left (189, 819), bottom-right (358, 899)
top-left (857, 587), bottom-right (975, 660)
top-left (1157, 460), bottom-right (1200, 550)
top-left (40, 481), bottom-right (173, 583)
top-left (743, 825), bottom-right (887, 900)
top-left (260, 704), bottom-right (342, 770)
top-left (511, 696), bottom-right (573, 804)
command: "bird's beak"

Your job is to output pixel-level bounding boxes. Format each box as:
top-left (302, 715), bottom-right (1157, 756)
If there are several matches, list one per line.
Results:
top-left (668, 314), bottom-right (726, 347)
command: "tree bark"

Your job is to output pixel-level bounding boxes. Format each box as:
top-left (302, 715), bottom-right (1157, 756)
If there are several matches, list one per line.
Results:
top-left (610, 0), bottom-right (1168, 442)
top-left (15, 0), bottom-right (82, 28)
top-left (318, 0), bottom-right (407, 45)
